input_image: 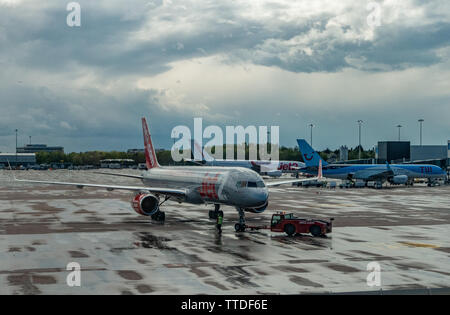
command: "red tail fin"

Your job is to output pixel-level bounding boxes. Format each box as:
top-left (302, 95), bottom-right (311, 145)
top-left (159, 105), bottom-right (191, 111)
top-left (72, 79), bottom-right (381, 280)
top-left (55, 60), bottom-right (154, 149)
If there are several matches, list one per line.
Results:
top-left (142, 117), bottom-right (160, 169)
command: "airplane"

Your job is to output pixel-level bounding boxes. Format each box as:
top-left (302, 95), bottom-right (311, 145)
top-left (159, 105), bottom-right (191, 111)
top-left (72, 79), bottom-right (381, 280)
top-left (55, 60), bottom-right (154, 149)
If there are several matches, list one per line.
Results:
top-left (186, 141), bottom-right (305, 177)
top-left (12, 118), bottom-right (318, 232)
top-left (297, 139), bottom-right (445, 189)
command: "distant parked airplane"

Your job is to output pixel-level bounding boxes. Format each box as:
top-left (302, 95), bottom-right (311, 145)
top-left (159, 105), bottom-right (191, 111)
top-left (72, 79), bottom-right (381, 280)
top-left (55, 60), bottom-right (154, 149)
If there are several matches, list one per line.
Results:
top-left (186, 141), bottom-right (305, 177)
top-left (297, 139), bottom-right (445, 188)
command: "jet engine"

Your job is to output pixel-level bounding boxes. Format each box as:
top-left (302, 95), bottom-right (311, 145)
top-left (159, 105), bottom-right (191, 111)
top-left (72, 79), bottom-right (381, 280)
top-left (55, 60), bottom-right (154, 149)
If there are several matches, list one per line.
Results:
top-left (131, 193), bottom-right (160, 216)
top-left (266, 170), bottom-right (282, 177)
top-left (390, 175), bottom-right (408, 185)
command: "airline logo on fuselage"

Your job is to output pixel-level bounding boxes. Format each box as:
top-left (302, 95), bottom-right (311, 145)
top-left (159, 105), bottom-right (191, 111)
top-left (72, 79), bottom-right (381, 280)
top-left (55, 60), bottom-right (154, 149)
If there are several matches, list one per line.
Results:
top-left (277, 162), bottom-right (299, 171)
top-left (199, 173), bottom-right (220, 200)
top-left (419, 166), bottom-right (433, 173)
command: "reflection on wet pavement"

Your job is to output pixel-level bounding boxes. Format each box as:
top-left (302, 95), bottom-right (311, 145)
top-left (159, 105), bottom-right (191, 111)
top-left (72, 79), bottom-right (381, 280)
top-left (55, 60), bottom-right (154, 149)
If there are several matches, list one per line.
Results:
top-left (0, 170), bottom-right (449, 294)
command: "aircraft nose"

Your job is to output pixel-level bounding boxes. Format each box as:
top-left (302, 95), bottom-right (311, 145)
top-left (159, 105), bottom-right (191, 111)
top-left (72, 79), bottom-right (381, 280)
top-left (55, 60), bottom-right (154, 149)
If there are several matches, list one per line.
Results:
top-left (245, 189), bottom-right (268, 207)
top-left (258, 189), bottom-right (269, 205)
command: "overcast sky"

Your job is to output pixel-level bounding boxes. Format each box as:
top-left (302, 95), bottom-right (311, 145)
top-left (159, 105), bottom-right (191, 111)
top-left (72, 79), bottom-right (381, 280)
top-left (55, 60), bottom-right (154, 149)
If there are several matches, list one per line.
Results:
top-left (1, 0), bottom-right (449, 153)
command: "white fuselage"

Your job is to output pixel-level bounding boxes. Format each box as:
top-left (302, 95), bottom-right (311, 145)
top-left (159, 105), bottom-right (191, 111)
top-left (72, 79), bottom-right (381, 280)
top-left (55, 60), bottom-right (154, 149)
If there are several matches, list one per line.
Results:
top-left (141, 166), bottom-right (269, 210)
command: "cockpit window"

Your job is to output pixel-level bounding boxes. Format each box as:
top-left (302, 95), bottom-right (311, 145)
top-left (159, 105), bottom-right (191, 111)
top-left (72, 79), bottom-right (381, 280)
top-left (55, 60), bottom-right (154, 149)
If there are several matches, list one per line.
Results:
top-left (237, 180), bottom-right (265, 188)
top-left (247, 181), bottom-right (265, 188)
top-left (236, 181), bottom-right (247, 188)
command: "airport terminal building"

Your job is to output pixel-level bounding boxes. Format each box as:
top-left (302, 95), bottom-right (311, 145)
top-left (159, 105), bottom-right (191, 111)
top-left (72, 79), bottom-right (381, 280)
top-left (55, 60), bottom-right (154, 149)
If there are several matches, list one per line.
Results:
top-left (375, 140), bottom-right (450, 172)
top-left (448, 140), bottom-right (450, 173)
top-left (0, 153), bottom-right (36, 167)
top-left (17, 144), bottom-right (64, 153)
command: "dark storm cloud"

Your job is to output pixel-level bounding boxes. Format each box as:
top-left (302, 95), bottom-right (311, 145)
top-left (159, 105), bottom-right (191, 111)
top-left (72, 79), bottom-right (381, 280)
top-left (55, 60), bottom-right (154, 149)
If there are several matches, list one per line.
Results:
top-left (1, 1), bottom-right (448, 75)
top-left (352, 22), bottom-right (450, 71)
top-left (0, 81), bottom-right (199, 151)
top-left (0, 0), bottom-right (449, 152)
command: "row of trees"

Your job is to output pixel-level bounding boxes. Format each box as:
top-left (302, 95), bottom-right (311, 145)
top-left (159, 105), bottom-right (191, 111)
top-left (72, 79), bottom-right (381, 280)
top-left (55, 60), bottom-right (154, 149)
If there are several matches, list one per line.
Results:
top-left (319, 146), bottom-right (375, 161)
top-left (36, 150), bottom-right (186, 166)
top-left (36, 145), bottom-right (375, 166)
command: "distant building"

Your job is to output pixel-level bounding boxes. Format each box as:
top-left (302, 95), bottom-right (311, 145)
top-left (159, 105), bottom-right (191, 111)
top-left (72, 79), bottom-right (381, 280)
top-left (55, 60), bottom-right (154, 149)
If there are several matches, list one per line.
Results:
top-left (448, 140), bottom-right (450, 169)
top-left (17, 144), bottom-right (64, 154)
top-left (127, 149), bottom-right (145, 154)
top-left (127, 148), bottom-right (164, 154)
top-left (375, 141), bottom-right (448, 169)
top-left (0, 153), bottom-right (36, 166)
top-left (339, 145), bottom-right (348, 161)
top-left (377, 141), bottom-right (410, 163)
top-left (410, 145), bottom-right (447, 162)
top-left (100, 159), bottom-right (136, 168)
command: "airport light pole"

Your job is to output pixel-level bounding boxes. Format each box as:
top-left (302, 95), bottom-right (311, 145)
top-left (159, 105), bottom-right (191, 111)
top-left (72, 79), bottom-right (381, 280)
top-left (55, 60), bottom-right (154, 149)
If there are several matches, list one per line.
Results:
top-left (357, 120), bottom-right (363, 160)
top-left (418, 119), bottom-right (424, 146)
top-left (396, 125), bottom-right (402, 141)
top-left (308, 124), bottom-right (314, 146)
top-left (15, 129), bottom-right (18, 167)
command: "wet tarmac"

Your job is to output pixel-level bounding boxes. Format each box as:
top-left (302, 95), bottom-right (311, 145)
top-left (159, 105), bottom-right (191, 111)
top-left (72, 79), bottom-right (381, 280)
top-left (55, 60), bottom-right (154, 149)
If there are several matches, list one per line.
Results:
top-left (1, 170), bottom-right (449, 294)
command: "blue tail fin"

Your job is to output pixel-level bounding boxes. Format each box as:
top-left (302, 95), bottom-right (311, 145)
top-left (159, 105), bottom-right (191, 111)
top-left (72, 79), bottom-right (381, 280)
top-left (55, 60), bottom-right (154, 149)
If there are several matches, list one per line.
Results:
top-left (296, 139), bottom-right (328, 167)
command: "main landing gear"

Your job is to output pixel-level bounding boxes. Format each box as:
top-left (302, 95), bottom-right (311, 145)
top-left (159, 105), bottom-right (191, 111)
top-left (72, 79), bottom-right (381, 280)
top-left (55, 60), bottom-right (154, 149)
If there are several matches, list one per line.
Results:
top-left (151, 197), bottom-right (170, 222)
top-left (209, 204), bottom-right (221, 220)
top-left (208, 205), bottom-right (247, 232)
top-left (234, 207), bottom-right (246, 232)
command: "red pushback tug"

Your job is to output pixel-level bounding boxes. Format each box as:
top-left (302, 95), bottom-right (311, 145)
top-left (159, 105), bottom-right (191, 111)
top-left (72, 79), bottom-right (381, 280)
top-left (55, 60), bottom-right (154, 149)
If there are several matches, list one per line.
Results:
top-left (245, 212), bottom-right (333, 237)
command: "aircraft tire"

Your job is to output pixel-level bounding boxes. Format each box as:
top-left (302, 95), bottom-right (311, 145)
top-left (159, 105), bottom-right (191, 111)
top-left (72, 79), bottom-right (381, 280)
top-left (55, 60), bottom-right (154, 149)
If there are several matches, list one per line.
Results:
top-left (235, 223), bottom-right (245, 232)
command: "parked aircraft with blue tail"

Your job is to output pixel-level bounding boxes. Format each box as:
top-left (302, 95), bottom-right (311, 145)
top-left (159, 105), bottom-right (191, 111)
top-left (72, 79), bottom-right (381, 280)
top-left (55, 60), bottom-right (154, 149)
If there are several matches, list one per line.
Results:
top-left (297, 139), bottom-right (445, 189)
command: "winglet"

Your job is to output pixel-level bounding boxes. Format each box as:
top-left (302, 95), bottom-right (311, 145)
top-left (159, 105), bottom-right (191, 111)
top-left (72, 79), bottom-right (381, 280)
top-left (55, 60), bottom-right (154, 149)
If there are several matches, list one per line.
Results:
top-left (142, 117), bottom-right (160, 169)
top-left (6, 159), bottom-right (17, 181)
top-left (386, 161), bottom-right (391, 171)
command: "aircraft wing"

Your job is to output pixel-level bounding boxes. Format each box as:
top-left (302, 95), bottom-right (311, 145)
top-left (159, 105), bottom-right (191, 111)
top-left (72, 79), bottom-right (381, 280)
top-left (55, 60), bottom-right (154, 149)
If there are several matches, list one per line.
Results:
top-left (357, 168), bottom-right (394, 181)
top-left (14, 178), bottom-right (186, 197)
top-left (93, 171), bottom-right (144, 180)
top-left (266, 177), bottom-right (319, 187)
